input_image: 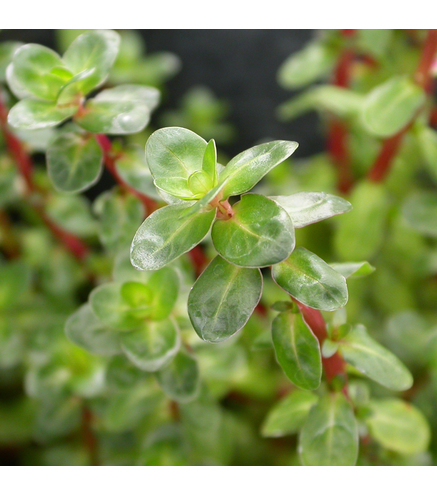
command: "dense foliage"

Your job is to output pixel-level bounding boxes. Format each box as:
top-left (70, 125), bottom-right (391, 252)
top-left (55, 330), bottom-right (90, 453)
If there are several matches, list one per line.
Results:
top-left (0, 29), bottom-right (436, 466)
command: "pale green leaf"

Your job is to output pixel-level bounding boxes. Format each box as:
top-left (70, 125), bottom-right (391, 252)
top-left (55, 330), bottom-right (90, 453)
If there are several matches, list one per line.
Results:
top-left (329, 261), bottom-right (375, 279)
top-left (402, 191), bottom-right (437, 237)
top-left (8, 99), bottom-right (77, 130)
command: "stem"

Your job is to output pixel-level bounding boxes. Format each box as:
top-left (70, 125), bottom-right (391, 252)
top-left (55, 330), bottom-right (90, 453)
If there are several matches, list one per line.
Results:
top-left (81, 405), bottom-right (99, 466)
top-left (95, 134), bottom-right (158, 216)
top-left (0, 94), bottom-right (89, 261)
top-left (294, 299), bottom-right (348, 395)
top-left (368, 29), bottom-right (437, 183)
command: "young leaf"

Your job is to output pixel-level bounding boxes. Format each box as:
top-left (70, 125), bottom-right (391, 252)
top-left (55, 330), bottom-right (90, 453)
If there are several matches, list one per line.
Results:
top-left (202, 139), bottom-right (218, 185)
top-left (218, 140), bottom-right (298, 199)
top-left (8, 99), bottom-right (78, 130)
top-left (145, 127), bottom-right (208, 200)
top-left (187, 170), bottom-right (214, 199)
top-left (272, 310), bottom-right (322, 390)
top-left (402, 190), bottom-right (437, 237)
top-left (329, 261), bottom-right (375, 279)
top-left (299, 393), bottom-right (359, 466)
top-left (338, 324), bottom-right (413, 391)
top-left (211, 194), bottom-right (295, 268)
top-left (333, 180), bottom-right (389, 261)
top-left (75, 84), bottom-right (160, 135)
top-left (155, 350), bottom-right (200, 403)
top-left (362, 75), bottom-right (425, 137)
top-left (0, 42), bottom-right (23, 82)
top-left (187, 255), bottom-right (263, 343)
top-left (121, 319), bottom-right (180, 372)
top-left (62, 30), bottom-right (120, 96)
top-left (261, 389), bottom-right (318, 437)
top-left (270, 192), bottom-right (351, 228)
top-left (272, 247), bottom-right (348, 311)
top-left (65, 303), bottom-right (121, 356)
top-left (130, 203), bottom-right (215, 271)
top-left (365, 399), bottom-right (430, 455)
top-left (47, 131), bottom-right (103, 193)
top-left (8, 44), bottom-right (70, 101)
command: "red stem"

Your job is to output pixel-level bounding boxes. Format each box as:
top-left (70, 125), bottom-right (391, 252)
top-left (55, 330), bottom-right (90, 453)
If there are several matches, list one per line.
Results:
top-left (368, 29), bottom-right (437, 183)
top-left (0, 95), bottom-right (89, 261)
top-left (95, 134), bottom-right (158, 216)
top-left (81, 405), bottom-right (99, 466)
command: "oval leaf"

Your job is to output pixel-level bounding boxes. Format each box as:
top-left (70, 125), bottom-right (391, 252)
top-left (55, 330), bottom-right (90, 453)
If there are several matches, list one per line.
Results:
top-left (299, 393), bottom-right (358, 466)
top-left (272, 247), bottom-right (348, 311)
top-left (47, 131), bottom-right (103, 193)
top-left (338, 324), bottom-right (413, 391)
top-left (402, 190), bottom-right (437, 237)
top-left (130, 203), bottom-right (215, 271)
top-left (8, 99), bottom-right (78, 130)
top-left (212, 194), bottom-right (295, 267)
top-left (270, 192), bottom-right (351, 228)
top-left (272, 310), bottom-right (322, 390)
top-left (121, 318), bottom-right (180, 372)
top-left (187, 255), bottom-right (262, 343)
top-left (219, 140), bottom-right (298, 199)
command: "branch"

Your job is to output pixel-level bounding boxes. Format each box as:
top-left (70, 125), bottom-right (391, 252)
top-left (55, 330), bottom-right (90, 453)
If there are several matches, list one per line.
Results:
top-left (81, 404), bottom-right (99, 466)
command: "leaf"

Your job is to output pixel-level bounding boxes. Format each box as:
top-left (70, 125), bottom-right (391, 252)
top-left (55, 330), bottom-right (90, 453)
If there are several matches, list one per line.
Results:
top-left (402, 190), bottom-right (437, 237)
top-left (8, 43), bottom-right (70, 101)
top-left (130, 203), bottom-right (215, 271)
top-left (121, 318), bottom-right (180, 372)
top-left (155, 350), bottom-right (200, 403)
top-left (362, 76), bottom-right (425, 137)
top-left (187, 255), bottom-right (262, 343)
top-left (0, 261), bottom-right (31, 309)
top-left (8, 99), bottom-right (78, 130)
top-left (62, 29), bottom-right (120, 96)
top-left (416, 124), bottom-right (437, 182)
top-left (146, 267), bottom-right (180, 320)
top-left (145, 127), bottom-right (208, 200)
top-left (75, 84), bottom-right (160, 134)
top-left (338, 324), bottom-right (413, 391)
top-left (333, 180), bottom-right (390, 261)
top-left (261, 389), bottom-right (318, 437)
top-left (272, 310), bottom-right (321, 389)
top-left (277, 41), bottom-right (337, 90)
top-left (218, 140), bottom-right (298, 199)
top-left (47, 131), bottom-right (103, 193)
top-left (356, 29), bottom-right (393, 59)
top-left (65, 303), bottom-right (121, 356)
top-left (202, 139), bottom-right (218, 185)
top-left (299, 393), bottom-right (358, 466)
top-left (365, 399), bottom-right (430, 455)
top-left (329, 261), bottom-right (375, 279)
top-left (0, 41), bottom-right (22, 82)
top-left (270, 192), bottom-right (351, 228)
top-left (211, 194), bottom-right (295, 267)
top-left (272, 247), bottom-right (348, 311)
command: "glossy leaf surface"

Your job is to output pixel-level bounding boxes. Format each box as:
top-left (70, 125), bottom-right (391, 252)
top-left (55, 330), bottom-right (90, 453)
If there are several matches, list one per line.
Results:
top-left (8, 99), bottom-right (77, 130)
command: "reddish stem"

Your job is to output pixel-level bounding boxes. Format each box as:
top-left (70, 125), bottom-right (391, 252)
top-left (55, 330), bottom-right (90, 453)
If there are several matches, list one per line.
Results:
top-left (95, 134), bottom-right (158, 216)
top-left (81, 405), bottom-right (99, 466)
top-left (368, 29), bottom-right (437, 183)
top-left (294, 299), bottom-right (348, 395)
top-left (0, 95), bottom-right (89, 261)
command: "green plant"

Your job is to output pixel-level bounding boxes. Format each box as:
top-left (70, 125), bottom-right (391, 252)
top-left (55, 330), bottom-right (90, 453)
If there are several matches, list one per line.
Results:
top-left (0, 29), bottom-right (435, 467)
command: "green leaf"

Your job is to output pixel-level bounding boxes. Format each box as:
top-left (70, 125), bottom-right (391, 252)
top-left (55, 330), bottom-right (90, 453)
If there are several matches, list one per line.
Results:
top-left (356, 29), bottom-right (393, 59)
top-left (75, 84), bottom-right (160, 135)
top-left (270, 192), bottom-right (352, 228)
top-left (62, 29), bottom-right (120, 96)
top-left (145, 127), bottom-right (208, 200)
top-left (8, 43), bottom-right (71, 101)
top-left (261, 389), bottom-right (318, 437)
top-left (65, 303), bottom-right (121, 356)
top-left (272, 310), bottom-right (322, 390)
top-left (338, 324), bottom-right (413, 391)
top-left (416, 124), bottom-right (437, 182)
top-left (299, 393), bottom-right (358, 466)
top-left (0, 261), bottom-right (31, 309)
top-left (362, 76), bottom-right (425, 137)
top-left (130, 203), bottom-right (215, 271)
top-left (121, 319), bottom-right (180, 372)
top-left (0, 42), bottom-right (22, 82)
top-left (329, 261), bottom-right (375, 279)
top-left (219, 140), bottom-right (298, 199)
top-left (202, 139), bottom-right (218, 185)
top-left (187, 170), bottom-right (214, 199)
top-left (187, 255), bottom-right (262, 343)
top-left (272, 247), bottom-right (348, 311)
top-left (365, 399), bottom-right (430, 455)
top-left (322, 339), bottom-right (339, 358)
top-left (402, 190), bottom-right (437, 237)
top-left (47, 131), bottom-right (103, 193)
top-left (277, 41), bottom-right (337, 90)
top-left (8, 99), bottom-right (78, 130)
top-left (155, 350), bottom-right (200, 403)
top-left (333, 180), bottom-right (390, 261)
top-left (211, 194), bottom-right (295, 268)
top-left (146, 267), bottom-right (180, 320)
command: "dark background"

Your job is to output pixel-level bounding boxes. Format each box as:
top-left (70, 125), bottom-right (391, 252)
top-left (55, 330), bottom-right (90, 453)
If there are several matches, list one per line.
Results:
top-left (0, 29), bottom-right (324, 160)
